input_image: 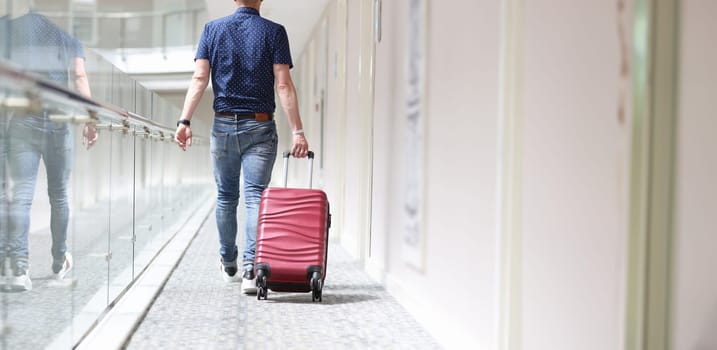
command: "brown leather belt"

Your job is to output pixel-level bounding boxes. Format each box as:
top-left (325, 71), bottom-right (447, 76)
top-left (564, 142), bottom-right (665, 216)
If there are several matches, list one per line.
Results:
top-left (215, 112), bottom-right (273, 121)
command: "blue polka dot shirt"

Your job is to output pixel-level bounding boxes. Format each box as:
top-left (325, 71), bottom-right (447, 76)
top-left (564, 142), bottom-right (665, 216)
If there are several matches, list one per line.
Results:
top-left (5, 13), bottom-right (84, 88)
top-left (196, 7), bottom-right (293, 114)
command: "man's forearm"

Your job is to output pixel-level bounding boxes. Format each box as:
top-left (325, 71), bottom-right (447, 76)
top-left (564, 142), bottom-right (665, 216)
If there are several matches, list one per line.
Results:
top-left (180, 77), bottom-right (209, 120)
top-left (75, 76), bottom-right (91, 97)
top-left (74, 58), bottom-right (91, 97)
top-left (277, 82), bottom-right (303, 131)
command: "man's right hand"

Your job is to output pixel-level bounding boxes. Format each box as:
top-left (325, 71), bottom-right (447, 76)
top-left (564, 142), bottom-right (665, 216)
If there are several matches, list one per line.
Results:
top-left (175, 124), bottom-right (193, 151)
top-left (82, 123), bottom-right (98, 150)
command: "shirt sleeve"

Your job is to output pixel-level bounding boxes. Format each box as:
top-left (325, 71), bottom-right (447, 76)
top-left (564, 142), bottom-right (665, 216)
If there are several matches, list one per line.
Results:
top-left (71, 37), bottom-right (85, 59)
top-left (273, 26), bottom-right (293, 69)
top-left (195, 24), bottom-right (211, 61)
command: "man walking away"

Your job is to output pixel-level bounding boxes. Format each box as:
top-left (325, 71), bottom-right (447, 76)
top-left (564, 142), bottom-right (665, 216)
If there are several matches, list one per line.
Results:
top-left (174, 0), bottom-right (309, 294)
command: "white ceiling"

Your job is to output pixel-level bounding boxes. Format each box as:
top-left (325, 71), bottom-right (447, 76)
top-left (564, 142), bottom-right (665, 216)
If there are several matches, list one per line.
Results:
top-left (204, 0), bottom-right (331, 59)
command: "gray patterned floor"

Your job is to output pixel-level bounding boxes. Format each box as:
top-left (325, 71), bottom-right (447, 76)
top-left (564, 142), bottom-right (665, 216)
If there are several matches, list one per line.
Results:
top-left (126, 211), bottom-right (442, 350)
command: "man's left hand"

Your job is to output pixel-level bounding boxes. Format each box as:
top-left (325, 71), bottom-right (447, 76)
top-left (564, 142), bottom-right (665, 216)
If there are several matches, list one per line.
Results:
top-left (291, 133), bottom-right (309, 158)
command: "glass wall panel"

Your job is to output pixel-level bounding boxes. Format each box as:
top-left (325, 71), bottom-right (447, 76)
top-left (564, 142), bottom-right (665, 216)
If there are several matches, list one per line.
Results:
top-left (149, 96), bottom-right (171, 244)
top-left (0, 2), bottom-right (212, 348)
top-left (34, 1), bottom-right (207, 50)
top-left (0, 91), bottom-right (74, 349)
top-left (132, 85), bottom-right (156, 278)
top-left (106, 69), bottom-right (134, 302)
top-left (68, 109), bottom-right (112, 344)
top-left (133, 132), bottom-right (157, 276)
top-left (85, 55), bottom-right (115, 107)
top-left (107, 129), bottom-right (135, 303)
top-left (0, 77), bottom-right (212, 349)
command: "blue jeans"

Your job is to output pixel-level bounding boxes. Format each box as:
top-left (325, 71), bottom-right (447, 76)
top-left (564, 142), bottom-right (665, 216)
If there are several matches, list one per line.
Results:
top-left (211, 117), bottom-right (277, 265)
top-left (6, 115), bottom-right (73, 268)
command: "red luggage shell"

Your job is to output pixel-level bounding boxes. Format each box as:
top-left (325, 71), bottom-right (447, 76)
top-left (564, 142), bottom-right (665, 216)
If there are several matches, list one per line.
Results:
top-left (255, 187), bottom-right (329, 293)
top-left (254, 151), bottom-right (330, 301)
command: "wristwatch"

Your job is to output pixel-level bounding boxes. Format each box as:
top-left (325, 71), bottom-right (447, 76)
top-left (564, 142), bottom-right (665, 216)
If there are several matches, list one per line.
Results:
top-left (177, 119), bottom-right (190, 127)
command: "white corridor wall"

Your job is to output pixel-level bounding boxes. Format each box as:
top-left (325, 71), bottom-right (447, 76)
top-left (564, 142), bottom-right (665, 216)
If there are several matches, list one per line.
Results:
top-left (672, 1), bottom-right (717, 349)
top-left (288, 0), bottom-right (717, 349)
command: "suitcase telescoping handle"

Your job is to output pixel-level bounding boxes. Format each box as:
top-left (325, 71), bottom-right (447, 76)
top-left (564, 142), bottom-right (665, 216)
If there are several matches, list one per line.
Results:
top-left (282, 150), bottom-right (315, 189)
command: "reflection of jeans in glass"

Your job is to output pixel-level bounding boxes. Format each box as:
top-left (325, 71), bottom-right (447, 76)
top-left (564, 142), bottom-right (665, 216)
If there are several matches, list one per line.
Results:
top-left (7, 115), bottom-right (73, 269)
top-left (211, 117), bottom-right (277, 265)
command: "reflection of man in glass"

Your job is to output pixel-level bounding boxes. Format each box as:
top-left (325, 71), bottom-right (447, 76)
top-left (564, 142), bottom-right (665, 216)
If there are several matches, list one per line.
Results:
top-left (1, 5), bottom-right (96, 291)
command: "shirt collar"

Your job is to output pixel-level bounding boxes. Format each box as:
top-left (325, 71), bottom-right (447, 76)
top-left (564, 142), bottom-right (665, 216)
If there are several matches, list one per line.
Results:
top-left (236, 7), bottom-right (260, 16)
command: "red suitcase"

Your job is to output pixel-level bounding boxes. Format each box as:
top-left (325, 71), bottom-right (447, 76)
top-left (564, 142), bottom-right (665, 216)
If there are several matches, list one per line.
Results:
top-left (254, 151), bottom-right (330, 301)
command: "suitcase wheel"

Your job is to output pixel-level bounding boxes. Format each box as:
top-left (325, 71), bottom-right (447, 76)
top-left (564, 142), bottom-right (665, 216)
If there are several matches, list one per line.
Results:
top-left (311, 288), bottom-right (322, 302)
top-left (310, 272), bottom-right (323, 302)
top-left (256, 269), bottom-right (268, 300)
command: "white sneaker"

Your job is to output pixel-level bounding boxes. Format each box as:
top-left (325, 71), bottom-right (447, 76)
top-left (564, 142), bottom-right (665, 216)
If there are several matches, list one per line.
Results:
top-left (241, 277), bottom-right (257, 294)
top-left (10, 270), bottom-right (32, 291)
top-left (220, 260), bottom-right (241, 283)
top-left (53, 253), bottom-right (73, 280)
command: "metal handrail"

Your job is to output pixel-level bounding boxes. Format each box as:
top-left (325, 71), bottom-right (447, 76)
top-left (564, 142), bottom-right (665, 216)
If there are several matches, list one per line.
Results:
top-left (0, 62), bottom-right (203, 144)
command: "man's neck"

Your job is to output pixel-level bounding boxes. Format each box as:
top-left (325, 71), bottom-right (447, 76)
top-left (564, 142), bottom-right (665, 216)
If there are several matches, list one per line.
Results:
top-left (236, 1), bottom-right (261, 12)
